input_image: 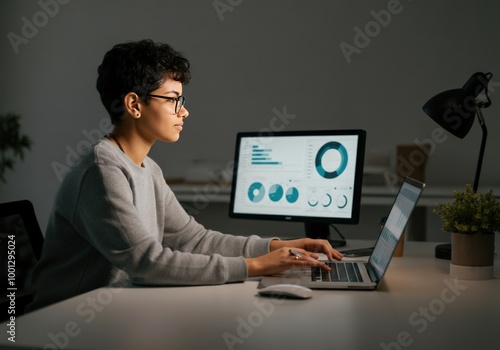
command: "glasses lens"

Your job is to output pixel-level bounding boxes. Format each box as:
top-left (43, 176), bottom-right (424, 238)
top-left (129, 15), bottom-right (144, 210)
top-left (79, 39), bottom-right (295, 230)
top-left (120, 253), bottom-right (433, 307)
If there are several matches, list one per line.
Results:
top-left (175, 96), bottom-right (185, 113)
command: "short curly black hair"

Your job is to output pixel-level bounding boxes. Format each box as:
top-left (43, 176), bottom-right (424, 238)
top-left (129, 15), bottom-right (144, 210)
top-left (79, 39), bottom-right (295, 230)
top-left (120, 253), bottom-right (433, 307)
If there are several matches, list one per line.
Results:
top-left (96, 39), bottom-right (191, 123)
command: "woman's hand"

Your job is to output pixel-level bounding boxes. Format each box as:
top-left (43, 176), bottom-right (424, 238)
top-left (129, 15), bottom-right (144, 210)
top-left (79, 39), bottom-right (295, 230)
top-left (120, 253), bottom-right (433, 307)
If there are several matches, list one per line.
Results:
top-left (269, 238), bottom-right (344, 262)
top-left (245, 246), bottom-right (331, 277)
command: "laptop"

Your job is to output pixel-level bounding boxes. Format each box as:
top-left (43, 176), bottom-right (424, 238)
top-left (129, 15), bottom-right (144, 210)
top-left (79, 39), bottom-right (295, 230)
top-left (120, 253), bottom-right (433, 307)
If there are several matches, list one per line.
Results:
top-left (259, 177), bottom-right (425, 290)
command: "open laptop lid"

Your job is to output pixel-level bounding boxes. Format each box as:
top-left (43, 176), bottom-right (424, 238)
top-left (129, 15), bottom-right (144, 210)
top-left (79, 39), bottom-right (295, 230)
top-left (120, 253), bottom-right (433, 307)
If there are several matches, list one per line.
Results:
top-left (366, 177), bottom-right (425, 286)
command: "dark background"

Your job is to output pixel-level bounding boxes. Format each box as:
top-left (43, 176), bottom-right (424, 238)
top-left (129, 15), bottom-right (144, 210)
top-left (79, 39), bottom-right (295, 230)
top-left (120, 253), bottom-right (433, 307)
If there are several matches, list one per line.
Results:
top-left (1, 0), bottom-right (499, 239)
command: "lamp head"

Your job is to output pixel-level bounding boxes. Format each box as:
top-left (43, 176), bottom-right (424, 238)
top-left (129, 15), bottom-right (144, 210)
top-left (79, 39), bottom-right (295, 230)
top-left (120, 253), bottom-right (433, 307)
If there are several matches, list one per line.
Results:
top-left (422, 72), bottom-right (491, 139)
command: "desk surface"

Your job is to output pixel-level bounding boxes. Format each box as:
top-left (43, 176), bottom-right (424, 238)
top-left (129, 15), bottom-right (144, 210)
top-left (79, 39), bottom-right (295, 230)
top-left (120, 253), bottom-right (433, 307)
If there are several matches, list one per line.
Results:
top-left (2, 240), bottom-right (499, 350)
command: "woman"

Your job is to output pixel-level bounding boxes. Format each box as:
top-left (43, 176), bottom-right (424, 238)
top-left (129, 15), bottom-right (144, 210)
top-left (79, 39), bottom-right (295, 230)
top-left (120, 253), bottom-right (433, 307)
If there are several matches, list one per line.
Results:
top-left (26, 39), bottom-right (342, 312)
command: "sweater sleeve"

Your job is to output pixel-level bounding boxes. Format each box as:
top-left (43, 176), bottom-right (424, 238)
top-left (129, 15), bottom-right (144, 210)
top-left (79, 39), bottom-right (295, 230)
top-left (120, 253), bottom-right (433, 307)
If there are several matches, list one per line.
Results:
top-left (72, 162), bottom-right (272, 286)
top-left (160, 183), bottom-right (273, 259)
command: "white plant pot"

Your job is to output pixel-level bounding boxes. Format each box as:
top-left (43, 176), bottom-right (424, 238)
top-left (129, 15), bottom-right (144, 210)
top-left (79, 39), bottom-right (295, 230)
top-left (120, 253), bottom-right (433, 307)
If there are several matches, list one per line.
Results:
top-left (449, 264), bottom-right (494, 280)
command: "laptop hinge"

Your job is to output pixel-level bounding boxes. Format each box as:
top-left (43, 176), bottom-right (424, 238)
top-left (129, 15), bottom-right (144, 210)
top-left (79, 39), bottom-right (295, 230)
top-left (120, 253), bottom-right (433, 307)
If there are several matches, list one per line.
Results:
top-left (365, 263), bottom-right (380, 284)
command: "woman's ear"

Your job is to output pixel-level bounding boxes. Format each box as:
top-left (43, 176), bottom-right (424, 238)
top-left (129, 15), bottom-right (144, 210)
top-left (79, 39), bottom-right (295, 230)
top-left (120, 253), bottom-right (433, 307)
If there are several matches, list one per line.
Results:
top-left (123, 92), bottom-right (141, 119)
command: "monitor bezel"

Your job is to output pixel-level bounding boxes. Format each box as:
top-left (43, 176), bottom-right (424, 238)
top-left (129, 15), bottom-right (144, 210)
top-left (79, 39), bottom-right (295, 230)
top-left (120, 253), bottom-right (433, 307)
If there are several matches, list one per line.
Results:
top-left (228, 129), bottom-right (366, 225)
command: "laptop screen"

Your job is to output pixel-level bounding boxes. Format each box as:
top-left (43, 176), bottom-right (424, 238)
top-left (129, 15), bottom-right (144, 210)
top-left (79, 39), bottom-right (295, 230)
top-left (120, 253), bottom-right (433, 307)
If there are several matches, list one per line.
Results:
top-left (368, 178), bottom-right (425, 279)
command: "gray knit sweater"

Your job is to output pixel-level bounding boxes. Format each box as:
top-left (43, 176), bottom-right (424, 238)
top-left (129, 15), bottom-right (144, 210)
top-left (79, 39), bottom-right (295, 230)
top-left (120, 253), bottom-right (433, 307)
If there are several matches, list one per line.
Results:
top-left (26, 139), bottom-right (272, 311)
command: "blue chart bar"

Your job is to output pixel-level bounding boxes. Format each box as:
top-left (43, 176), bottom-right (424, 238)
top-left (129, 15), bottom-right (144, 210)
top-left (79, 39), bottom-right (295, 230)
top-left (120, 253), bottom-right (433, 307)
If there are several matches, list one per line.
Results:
top-left (251, 146), bottom-right (280, 165)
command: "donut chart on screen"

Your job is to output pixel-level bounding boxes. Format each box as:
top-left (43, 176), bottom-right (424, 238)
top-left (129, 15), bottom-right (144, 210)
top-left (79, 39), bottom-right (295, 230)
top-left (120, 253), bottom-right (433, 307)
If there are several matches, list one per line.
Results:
top-left (315, 141), bottom-right (348, 179)
top-left (337, 194), bottom-right (348, 209)
top-left (248, 182), bottom-right (265, 202)
top-left (321, 193), bottom-right (332, 207)
top-left (307, 194), bottom-right (319, 207)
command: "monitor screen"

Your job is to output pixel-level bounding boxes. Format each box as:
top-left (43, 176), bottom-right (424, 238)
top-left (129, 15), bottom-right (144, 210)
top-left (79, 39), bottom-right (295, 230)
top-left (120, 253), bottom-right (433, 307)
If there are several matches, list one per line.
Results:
top-left (229, 130), bottom-right (366, 241)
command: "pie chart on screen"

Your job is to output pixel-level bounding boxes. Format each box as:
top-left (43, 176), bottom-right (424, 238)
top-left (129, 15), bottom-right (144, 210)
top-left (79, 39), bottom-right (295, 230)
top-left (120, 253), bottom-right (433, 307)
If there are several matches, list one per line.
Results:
top-left (285, 187), bottom-right (299, 203)
top-left (269, 184), bottom-right (284, 202)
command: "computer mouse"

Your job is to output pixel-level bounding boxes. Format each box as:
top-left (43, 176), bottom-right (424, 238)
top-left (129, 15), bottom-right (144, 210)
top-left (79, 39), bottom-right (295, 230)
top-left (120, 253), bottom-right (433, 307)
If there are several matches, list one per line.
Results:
top-left (258, 284), bottom-right (313, 299)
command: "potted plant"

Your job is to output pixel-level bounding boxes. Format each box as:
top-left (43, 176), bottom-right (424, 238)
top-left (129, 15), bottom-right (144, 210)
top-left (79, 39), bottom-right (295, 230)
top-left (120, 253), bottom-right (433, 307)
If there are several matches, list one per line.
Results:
top-left (434, 184), bottom-right (500, 280)
top-left (0, 113), bottom-right (32, 184)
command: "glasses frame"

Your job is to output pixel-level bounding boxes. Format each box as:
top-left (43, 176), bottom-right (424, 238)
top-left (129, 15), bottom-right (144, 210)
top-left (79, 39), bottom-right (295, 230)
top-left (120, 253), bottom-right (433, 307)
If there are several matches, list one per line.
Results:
top-left (147, 94), bottom-right (186, 114)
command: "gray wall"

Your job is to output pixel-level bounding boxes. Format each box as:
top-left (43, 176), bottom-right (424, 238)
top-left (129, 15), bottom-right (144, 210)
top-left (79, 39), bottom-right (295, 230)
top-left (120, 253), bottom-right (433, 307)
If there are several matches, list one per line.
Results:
top-left (1, 0), bottom-right (499, 238)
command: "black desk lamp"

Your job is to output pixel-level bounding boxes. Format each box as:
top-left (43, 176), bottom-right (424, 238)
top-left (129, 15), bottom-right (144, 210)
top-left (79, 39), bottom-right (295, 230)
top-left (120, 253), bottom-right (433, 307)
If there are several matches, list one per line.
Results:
top-left (422, 72), bottom-right (493, 259)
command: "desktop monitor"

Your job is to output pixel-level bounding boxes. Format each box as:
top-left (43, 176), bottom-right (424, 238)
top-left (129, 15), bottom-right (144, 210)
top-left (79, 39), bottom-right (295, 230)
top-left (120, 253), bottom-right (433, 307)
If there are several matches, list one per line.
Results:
top-left (229, 129), bottom-right (366, 246)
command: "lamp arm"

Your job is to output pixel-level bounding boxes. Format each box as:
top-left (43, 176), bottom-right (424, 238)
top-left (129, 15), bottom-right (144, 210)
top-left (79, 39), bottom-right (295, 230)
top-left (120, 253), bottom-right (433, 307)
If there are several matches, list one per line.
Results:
top-left (473, 107), bottom-right (488, 192)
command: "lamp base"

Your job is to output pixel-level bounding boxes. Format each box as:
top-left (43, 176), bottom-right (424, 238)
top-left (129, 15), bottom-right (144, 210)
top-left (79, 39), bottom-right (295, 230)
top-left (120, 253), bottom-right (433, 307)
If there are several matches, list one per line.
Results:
top-left (435, 243), bottom-right (451, 260)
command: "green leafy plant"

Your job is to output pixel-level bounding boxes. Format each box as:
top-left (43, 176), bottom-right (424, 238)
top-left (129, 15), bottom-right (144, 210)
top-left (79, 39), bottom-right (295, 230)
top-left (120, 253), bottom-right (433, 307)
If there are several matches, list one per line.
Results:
top-left (434, 184), bottom-right (500, 234)
top-left (0, 113), bottom-right (32, 183)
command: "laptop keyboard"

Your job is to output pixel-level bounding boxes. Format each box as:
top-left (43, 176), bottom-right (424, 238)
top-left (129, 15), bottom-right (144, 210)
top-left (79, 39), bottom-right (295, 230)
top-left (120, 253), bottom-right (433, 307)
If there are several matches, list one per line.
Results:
top-left (311, 262), bottom-right (364, 283)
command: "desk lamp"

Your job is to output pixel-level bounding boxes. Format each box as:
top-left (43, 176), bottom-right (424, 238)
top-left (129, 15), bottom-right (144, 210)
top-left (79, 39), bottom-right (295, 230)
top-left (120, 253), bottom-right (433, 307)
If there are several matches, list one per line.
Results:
top-left (422, 72), bottom-right (493, 259)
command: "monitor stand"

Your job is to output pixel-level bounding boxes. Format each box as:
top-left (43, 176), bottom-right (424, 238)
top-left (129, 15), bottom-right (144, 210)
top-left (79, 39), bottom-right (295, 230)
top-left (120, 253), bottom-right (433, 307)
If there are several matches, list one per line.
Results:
top-left (304, 222), bottom-right (346, 248)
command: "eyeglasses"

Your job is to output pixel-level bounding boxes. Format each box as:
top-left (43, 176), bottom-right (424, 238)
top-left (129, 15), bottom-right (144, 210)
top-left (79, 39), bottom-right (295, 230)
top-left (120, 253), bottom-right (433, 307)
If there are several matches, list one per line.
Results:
top-left (147, 94), bottom-right (186, 114)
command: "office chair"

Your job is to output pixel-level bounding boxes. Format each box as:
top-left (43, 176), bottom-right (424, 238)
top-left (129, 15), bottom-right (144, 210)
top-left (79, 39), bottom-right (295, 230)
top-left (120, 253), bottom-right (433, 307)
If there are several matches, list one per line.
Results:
top-left (0, 200), bottom-right (44, 320)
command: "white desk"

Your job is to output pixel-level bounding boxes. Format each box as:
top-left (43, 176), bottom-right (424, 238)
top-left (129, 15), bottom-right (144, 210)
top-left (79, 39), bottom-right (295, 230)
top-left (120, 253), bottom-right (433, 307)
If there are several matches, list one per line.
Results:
top-left (2, 240), bottom-right (499, 350)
